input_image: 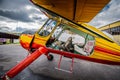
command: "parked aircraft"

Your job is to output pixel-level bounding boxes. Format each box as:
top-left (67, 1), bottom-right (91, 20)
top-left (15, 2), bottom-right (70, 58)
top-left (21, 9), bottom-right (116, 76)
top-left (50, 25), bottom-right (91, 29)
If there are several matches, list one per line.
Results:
top-left (2, 0), bottom-right (120, 80)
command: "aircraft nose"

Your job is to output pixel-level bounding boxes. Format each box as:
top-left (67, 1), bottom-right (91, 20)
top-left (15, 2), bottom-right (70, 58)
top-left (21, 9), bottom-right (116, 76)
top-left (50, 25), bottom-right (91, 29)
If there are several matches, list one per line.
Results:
top-left (20, 34), bottom-right (33, 50)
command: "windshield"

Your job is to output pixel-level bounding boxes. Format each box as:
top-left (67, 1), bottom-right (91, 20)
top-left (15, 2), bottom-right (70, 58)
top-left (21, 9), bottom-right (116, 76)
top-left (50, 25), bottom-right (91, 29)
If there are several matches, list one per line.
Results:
top-left (38, 19), bottom-right (57, 36)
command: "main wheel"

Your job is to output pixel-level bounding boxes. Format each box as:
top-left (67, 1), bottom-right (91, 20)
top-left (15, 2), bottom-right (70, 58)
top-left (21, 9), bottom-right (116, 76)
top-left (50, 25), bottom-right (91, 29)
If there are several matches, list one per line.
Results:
top-left (47, 54), bottom-right (54, 61)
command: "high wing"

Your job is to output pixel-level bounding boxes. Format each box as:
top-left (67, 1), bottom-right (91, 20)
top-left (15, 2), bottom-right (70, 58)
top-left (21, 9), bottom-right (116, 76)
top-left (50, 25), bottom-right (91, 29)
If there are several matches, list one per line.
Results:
top-left (31, 0), bottom-right (113, 42)
top-left (31, 0), bottom-right (110, 23)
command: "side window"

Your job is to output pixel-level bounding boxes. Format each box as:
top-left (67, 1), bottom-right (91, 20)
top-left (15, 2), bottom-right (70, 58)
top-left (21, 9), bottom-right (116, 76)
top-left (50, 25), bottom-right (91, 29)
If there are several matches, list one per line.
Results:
top-left (84, 35), bottom-right (95, 54)
top-left (72, 34), bottom-right (85, 47)
top-left (46, 25), bottom-right (63, 47)
top-left (46, 23), bottom-right (95, 56)
top-left (52, 25), bottom-right (63, 38)
top-left (38, 19), bottom-right (57, 36)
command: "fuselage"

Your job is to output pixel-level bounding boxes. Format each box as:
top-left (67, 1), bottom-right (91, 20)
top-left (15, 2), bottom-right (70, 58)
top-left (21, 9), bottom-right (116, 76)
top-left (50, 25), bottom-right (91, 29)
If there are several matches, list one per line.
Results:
top-left (20, 18), bottom-right (120, 64)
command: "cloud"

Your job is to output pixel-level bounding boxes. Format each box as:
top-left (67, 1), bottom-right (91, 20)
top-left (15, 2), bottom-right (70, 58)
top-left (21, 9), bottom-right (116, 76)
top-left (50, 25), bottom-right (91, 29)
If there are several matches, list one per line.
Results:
top-left (0, 0), bottom-right (48, 30)
top-left (0, 10), bottom-right (33, 22)
top-left (89, 0), bottom-right (120, 28)
top-left (0, 0), bottom-right (30, 10)
top-left (0, 0), bottom-right (46, 22)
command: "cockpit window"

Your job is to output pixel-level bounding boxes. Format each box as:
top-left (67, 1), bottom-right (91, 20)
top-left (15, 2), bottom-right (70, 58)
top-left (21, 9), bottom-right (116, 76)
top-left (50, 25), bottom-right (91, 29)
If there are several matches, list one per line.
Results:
top-left (46, 23), bottom-right (95, 56)
top-left (38, 19), bottom-right (57, 36)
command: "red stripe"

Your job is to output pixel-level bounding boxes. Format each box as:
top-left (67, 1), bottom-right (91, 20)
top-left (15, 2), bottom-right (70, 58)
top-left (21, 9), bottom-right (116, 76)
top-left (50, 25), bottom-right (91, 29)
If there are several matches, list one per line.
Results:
top-left (94, 46), bottom-right (120, 56)
top-left (32, 42), bottom-right (45, 49)
top-left (47, 48), bottom-right (120, 65)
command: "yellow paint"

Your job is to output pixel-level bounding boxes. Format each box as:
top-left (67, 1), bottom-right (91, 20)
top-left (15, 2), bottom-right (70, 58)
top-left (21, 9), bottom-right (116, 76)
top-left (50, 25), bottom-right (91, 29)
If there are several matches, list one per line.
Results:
top-left (91, 50), bottom-right (120, 62)
top-left (20, 0), bottom-right (120, 64)
top-left (113, 35), bottom-right (120, 45)
top-left (95, 38), bottom-right (120, 52)
top-left (31, 0), bottom-right (110, 23)
top-left (34, 33), bottom-right (50, 46)
top-left (20, 34), bottom-right (33, 44)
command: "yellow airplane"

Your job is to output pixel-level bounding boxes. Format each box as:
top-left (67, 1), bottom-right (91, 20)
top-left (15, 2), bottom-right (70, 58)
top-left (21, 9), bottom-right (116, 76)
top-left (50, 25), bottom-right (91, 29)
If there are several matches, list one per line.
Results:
top-left (20, 0), bottom-right (120, 64)
top-left (2, 0), bottom-right (120, 79)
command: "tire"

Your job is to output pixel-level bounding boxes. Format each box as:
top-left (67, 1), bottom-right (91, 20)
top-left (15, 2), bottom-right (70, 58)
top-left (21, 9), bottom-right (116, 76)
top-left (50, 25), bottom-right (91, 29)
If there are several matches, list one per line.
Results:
top-left (47, 54), bottom-right (54, 61)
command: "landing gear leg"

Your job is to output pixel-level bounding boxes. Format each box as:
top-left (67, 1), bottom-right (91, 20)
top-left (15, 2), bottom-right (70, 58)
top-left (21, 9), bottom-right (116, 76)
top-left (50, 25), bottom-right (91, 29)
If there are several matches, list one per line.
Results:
top-left (1, 47), bottom-right (48, 80)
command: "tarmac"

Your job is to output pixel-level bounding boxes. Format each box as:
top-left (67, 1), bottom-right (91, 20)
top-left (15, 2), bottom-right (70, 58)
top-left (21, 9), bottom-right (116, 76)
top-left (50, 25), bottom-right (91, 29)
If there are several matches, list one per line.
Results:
top-left (0, 44), bottom-right (120, 80)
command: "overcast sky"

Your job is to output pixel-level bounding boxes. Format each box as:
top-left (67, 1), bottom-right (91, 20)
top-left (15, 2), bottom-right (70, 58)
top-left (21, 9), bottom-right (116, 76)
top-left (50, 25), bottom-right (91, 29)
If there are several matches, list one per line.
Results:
top-left (89, 0), bottom-right (120, 28)
top-left (0, 0), bottom-right (48, 30)
top-left (0, 0), bottom-right (120, 30)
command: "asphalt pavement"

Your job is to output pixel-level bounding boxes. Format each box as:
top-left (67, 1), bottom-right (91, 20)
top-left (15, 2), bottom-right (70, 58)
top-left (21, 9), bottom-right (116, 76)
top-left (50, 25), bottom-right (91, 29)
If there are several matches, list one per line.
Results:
top-left (0, 44), bottom-right (120, 80)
